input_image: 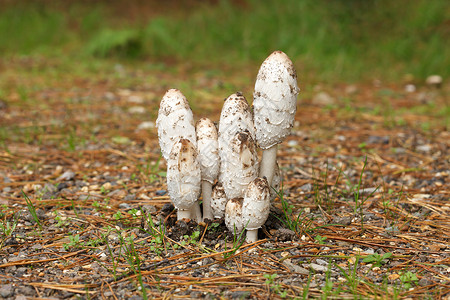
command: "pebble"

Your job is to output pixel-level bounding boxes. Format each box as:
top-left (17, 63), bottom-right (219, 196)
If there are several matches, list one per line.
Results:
top-left (418, 277), bottom-right (432, 286)
top-left (128, 106), bottom-right (146, 114)
top-left (416, 144), bottom-right (431, 152)
top-left (300, 183), bottom-right (312, 192)
top-left (142, 205), bottom-right (157, 213)
top-left (315, 258), bottom-right (328, 266)
top-left (312, 91), bottom-right (335, 105)
top-left (0, 284), bottom-right (13, 298)
top-left (137, 121), bottom-right (155, 130)
top-left (404, 84), bottom-right (416, 93)
top-left (102, 182), bottom-right (112, 190)
top-left (57, 170), bottom-right (75, 181)
top-left (367, 135), bottom-right (389, 145)
top-left (309, 263), bottom-right (328, 272)
top-left (156, 190), bottom-right (167, 196)
top-left (119, 203), bottom-right (131, 210)
top-left (124, 194), bottom-right (135, 201)
top-left (345, 85), bottom-right (358, 95)
top-left (128, 95), bottom-right (144, 104)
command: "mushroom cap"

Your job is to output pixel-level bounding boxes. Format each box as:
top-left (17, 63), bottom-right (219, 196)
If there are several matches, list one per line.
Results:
top-left (196, 117), bottom-right (220, 184)
top-left (211, 182), bottom-right (227, 218)
top-left (220, 130), bottom-right (259, 199)
top-left (253, 51), bottom-right (300, 149)
top-left (156, 89), bottom-right (196, 161)
top-left (225, 198), bottom-right (244, 234)
top-left (166, 138), bottom-right (201, 211)
top-left (218, 92), bottom-right (255, 159)
top-left (242, 177), bottom-right (271, 230)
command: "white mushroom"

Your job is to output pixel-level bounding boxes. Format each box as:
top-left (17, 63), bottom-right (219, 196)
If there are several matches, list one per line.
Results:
top-left (225, 198), bottom-right (244, 234)
top-left (196, 117), bottom-right (220, 220)
top-left (211, 183), bottom-right (227, 218)
top-left (218, 92), bottom-right (255, 176)
top-left (156, 89), bottom-right (201, 221)
top-left (253, 51), bottom-right (299, 185)
top-left (220, 131), bottom-right (259, 199)
top-left (166, 138), bottom-right (201, 221)
top-left (156, 89), bottom-right (197, 161)
top-left (242, 177), bottom-right (271, 243)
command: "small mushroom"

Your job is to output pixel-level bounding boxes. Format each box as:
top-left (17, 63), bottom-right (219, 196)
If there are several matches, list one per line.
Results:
top-left (220, 130), bottom-right (259, 199)
top-left (242, 177), bottom-right (271, 243)
top-left (253, 51), bottom-right (299, 185)
top-left (166, 138), bottom-right (201, 221)
top-left (211, 182), bottom-right (227, 218)
top-left (225, 198), bottom-right (244, 234)
top-left (156, 89), bottom-right (197, 161)
top-left (196, 117), bottom-right (220, 220)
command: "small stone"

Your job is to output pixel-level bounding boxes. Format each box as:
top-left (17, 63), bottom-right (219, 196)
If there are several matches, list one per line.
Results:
top-left (142, 205), bottom-right (157, 213)
top-left (309, 263), bottom-right (327, 272)
top-left (287, 140), bottom-right (298, 147)
top-left (119, 203), bottom-right (131, 210)
top-left (104, 92), bottom-right (118, 101)
top-left (230, 291), bottom-right (250, 299)
top-left (300, 183), bottom-right (312, 192)
top-left (137, 121), bottom-right (155, 130)
top-left (0, 284), bottom-right (13, 298)
top-left (404, 84), bottom-right (416, 93)
top-left (277, 228), bottom-right (296, 241)
top-left (57, 170), bottom-right (75, 181)
top-left (418, 277), bottom-right (432, 286)
top-left (102, 182), bottom-right (112, 191)
top-left (332, 216), bottom-right (352, 226)
top-left (312, 92), bottom-right (335, 105)
top-left (315, 259), bottom-right (328, 266)
top-left (345, 85), bottom-right (358, 95)
top-left (128, 95), bottom-right (144, 103)
top-left (15, 295), bottom-right (27, 300)
top-left (128, 106), bottom-right (146, 114)
top-left (156, 190), bottom-right (167, 196)
top-left (416, 144), bottom-right (431, 152)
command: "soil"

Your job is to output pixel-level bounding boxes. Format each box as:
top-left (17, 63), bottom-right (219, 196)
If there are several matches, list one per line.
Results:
top-left (0, 62), bottom-right (449, 299)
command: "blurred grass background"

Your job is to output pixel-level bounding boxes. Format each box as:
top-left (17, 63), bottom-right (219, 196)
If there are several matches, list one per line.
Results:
top-left (0, 0), bottom-right (448, 82)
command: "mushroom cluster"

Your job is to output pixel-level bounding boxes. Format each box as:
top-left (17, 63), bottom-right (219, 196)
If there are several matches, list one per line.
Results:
top-left (156, 51), bottom-right (299, 243)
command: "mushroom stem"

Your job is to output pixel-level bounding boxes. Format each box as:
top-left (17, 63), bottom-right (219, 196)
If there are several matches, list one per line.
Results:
top-left (259, 145), bottom-right (277, 186)
top-left (177, 209), bottom-right (191, 221)
top-left (201, 181), bottom-right (213, 220)
top-left (190, 202), bottom-right (202, 223)
top-left (246, 229), bottom-right (258, 243)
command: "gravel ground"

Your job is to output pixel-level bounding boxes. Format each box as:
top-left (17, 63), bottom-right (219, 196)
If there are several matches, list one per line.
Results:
top-left (0, 76), bottom-right (449, 299)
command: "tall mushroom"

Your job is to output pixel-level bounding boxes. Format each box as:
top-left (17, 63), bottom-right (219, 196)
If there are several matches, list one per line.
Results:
top-left (253, 51), bottom-right (299, 186)
top-left (218, 93), bottom-right (255, 173)
top-left (196, 117), bottom-right (220, 220)
top-left (218, 92), bottom-right (257, 199)
top-left (242, 177), bottom-right (271, 243)
top-left (166, 138), bottom-right (201, 221)
top-left (156, 89), bottom-right (201, 221)
top-left (220, 130), bottom-right (259, 199)
top-left (156, 89), bottom-right (197, 161)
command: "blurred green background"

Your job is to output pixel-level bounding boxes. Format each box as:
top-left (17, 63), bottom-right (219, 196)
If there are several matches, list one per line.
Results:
top-left (0, 0), bottom-right (448, 82)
